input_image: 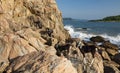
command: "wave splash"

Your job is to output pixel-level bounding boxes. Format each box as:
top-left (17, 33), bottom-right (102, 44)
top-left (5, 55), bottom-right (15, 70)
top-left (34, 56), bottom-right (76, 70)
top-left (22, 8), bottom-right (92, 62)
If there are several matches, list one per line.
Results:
top-left (64, 25), bottom-right (120, 46)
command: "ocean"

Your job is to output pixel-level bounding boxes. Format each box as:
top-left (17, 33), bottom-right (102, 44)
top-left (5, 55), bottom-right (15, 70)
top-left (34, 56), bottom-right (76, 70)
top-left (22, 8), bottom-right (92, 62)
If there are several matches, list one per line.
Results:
top-left (63, 20), bottom-right (120, 47)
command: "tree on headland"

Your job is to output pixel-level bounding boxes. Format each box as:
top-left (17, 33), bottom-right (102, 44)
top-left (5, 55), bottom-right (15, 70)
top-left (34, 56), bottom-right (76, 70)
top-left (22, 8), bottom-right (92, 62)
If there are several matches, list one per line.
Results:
top-left (89, 15), bottom-right (120, 22)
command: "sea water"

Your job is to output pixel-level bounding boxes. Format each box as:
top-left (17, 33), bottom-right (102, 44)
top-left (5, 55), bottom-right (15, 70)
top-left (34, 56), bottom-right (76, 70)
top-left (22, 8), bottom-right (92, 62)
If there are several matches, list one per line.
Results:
top-left (63, 20), bottom-right (120, 47)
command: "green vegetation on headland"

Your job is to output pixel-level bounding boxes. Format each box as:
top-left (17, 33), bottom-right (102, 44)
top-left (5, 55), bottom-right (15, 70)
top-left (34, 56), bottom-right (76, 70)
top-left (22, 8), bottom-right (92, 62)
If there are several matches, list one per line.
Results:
top-left (89, 15), bottom-right (120, 22)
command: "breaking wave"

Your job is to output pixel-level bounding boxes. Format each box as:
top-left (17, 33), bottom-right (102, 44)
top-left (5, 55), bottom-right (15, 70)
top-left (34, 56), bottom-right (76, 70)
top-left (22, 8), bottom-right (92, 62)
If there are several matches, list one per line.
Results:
top-left (64, 25), bottom-right (120, 47)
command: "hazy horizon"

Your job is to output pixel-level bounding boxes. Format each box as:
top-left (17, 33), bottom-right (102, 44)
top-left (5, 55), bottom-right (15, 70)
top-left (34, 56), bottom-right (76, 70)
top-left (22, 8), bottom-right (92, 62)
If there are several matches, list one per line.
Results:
top-left (56, 0), bottom-right (120, 20)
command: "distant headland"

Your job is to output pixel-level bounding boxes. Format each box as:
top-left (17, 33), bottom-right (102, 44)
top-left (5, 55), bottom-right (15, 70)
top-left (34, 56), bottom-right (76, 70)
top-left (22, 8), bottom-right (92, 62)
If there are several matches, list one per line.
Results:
top-left (63, 18), bottom-right (73, 20)
top-left (89, 15), bottom-right (120, 22)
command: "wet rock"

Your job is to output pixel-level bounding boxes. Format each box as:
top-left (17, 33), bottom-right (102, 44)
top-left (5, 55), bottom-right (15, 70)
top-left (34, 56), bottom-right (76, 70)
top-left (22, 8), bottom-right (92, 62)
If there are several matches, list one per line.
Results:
top-left (104, 66), bottom-right (116, 73)
top-left (102, 41), bottom-right (119, 50)
top-left (45, 37), bottom-right (52, 46)
top-left (113, 53), bottom-right (120, 65)
top-left (56, 40), bottom-right (104, 73)
top-left (101, 41), bottom-right (119, 56)
top-left (90, 36), bottom-right (105, 42)
top-left (46, 28), bottom-right (53, 37)
top-left (0, 0), bottom-right (117, 73)
top-left (66, 38), bottom-right (81, 44)
top-left (55, 42), bottom-right (71, 56)
top-left (5, 51), bottom-right (77, 73)
top-left (104, 61), bottom-right (120, 73)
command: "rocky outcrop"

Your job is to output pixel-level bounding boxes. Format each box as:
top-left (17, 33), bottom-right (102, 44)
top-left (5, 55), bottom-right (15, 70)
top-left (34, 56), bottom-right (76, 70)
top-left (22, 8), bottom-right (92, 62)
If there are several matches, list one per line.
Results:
top-left (0, 0), bottom-right (71, 72)
top-left (104, 61), bottom-right (120, 73)
top-left (55, 38), bottom-right (104, 73)
top-left (0, 0), bottom-right (70, 40)
top-left (113, 53), bottom-right (120, 65)
top-left (89, 36), bottom-right (120, 73)
top-left (0, 0), bottom-right (120, 73)
top-left (102, 41), bottom-right (119, 56)
top-left (90, 36), bottom-right (105, 42)
top-left (0, 0), bottom-right (70, 60)
top-left (5, 51), bottom-right (77, 73)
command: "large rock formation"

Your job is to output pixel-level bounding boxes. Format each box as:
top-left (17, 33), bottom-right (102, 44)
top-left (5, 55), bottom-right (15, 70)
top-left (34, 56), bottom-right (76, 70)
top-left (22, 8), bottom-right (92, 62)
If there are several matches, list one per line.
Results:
top-left (0, 0), bottom-right (120, 73)
top-left (5, 51), bottom-right (77, 73)
top-left (0, 0), bottom-right (70, 57)
top-left (0, 0), bottom-right (71, 72)
top-left (0, 0), bottom-right (70, 40)
top-left (55, 38), bottom-right (104, 73)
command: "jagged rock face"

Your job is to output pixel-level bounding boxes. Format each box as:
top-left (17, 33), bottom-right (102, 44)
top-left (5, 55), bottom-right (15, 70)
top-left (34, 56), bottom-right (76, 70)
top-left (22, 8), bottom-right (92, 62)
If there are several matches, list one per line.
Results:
top-left (0, 0), bottom-right (70, 60)
top-left (0, 0), bottom-right (70, 72)
top-left (5, 51), bottom-right (77, 73)
top-left (1, 0), bottom-right (120, 73)
top-left (104, 61), bottom-right (120, 73)
top-left (0, 0), bottom-right (70, 40)
top-left (55, 39), bottom-right (104, 73)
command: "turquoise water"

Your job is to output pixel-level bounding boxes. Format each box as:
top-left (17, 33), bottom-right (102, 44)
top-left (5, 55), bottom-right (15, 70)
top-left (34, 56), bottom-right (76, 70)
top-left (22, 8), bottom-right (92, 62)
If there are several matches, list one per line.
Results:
top-left (63, 20), bottom-right (120, 46)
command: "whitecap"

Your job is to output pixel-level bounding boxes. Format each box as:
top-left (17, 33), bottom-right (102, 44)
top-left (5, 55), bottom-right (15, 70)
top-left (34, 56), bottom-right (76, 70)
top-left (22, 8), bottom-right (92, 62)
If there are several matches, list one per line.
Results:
top-left (64, 25), bottom-right (120, 46)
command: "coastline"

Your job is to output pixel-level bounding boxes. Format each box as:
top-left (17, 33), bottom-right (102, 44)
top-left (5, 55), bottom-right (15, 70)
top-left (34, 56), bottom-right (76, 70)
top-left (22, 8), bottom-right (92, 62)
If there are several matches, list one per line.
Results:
top-left (0, 0), bottom-right (120, 73)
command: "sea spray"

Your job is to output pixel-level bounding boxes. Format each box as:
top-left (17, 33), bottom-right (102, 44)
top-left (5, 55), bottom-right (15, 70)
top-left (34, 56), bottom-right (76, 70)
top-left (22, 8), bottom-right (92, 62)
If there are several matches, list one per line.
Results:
top-left (64, 25), bottom-right (120, 47)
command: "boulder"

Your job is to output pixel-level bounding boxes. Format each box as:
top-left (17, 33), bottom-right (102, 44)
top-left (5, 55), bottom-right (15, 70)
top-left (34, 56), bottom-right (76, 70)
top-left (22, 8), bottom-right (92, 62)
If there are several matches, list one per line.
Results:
top-left (106, 48), bottom-right (119, 56)
top-left (102, 41), bottom-right (119, 50)
top-left (55, 40), bottom-right (104, 73)
top-left (90, 36), bottom-right (105, 42)
top-left (5, 51), bottom-right (77, 73)
top-left (0, 29), bottom-right (46, 60)
top-left (104, 61), bottom-right (120, 73)
top-left (104, 66), bottom-right (116, 73)
top-left (101, 51), bottom-right (111, 61)
top-left (101, 41), bottom-right (119, 56)
top-left (113, 53), bottom-right (120, 65)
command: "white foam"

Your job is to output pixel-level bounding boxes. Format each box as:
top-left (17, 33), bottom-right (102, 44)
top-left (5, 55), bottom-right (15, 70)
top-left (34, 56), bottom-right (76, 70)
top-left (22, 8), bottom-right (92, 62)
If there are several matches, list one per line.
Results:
top-left (64, 25), bottom-right (120, 47)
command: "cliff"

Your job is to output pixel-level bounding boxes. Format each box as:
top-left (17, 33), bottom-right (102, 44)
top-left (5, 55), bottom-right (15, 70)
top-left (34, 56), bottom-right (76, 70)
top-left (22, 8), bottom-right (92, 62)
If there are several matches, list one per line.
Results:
top-left (0, 0), bottom-right (120, 73)
top-left (0, 0), bottom-right (72, 72)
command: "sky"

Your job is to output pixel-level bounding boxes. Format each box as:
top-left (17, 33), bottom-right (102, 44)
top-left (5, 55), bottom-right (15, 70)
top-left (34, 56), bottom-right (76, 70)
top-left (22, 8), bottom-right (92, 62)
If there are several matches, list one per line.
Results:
top-left (56, 0), bottom-right (120, 20)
